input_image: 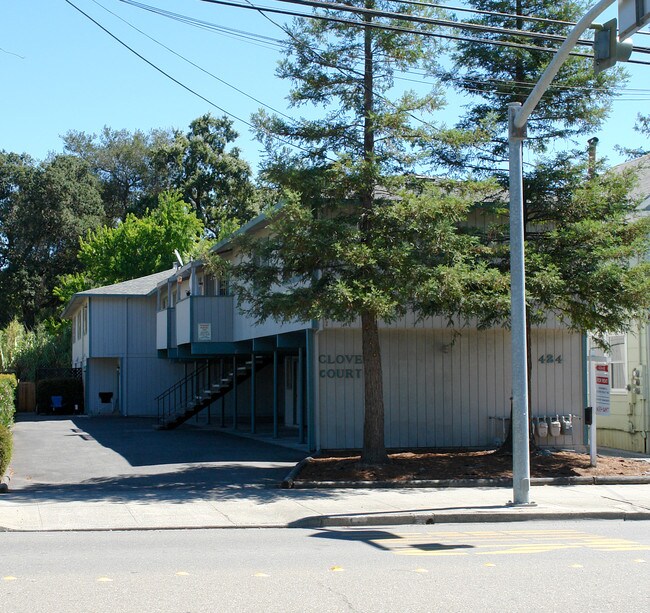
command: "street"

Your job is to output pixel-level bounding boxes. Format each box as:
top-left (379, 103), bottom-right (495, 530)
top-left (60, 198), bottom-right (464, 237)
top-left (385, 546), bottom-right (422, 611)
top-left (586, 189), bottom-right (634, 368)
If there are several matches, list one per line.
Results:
top-left (1, 520), bottom-right (648, 612)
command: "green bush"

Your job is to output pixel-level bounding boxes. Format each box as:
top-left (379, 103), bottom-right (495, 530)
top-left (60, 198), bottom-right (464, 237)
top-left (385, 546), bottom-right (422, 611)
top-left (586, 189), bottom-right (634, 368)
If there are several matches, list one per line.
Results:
top-left (0, 374), bottom-right (17, 428)
top-left (36, 378), bottom-right (84, 414)
top-left (0, 424), bottom-right (12, 478)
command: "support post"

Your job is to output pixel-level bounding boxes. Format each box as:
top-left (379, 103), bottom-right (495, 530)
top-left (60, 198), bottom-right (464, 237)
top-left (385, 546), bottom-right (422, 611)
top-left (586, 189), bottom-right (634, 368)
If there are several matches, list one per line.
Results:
top-left (220, 359), bottom-right (225, 428)
top-left (250, 353), bottom-right (256, 434)
top-left (508, 102), bottom-right (531, 506)
top-left (504, 0), bottom-right (616, 505)
top-left (273, 350), bottom-right (279, 438)
top-left (298, 347), bottom-right (304, 444)
top-left (232, 356), bottom-right (238, 430)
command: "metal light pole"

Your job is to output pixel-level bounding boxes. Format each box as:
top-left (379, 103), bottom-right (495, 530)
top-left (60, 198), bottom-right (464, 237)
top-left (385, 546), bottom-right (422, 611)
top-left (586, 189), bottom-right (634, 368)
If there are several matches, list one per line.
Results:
top-left (507, 0), bottom-right (616, 506)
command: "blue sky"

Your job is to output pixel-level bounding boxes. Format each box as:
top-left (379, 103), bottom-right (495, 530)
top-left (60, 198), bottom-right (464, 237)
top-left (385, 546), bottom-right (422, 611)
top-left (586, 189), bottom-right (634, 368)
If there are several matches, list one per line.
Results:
top-left (1, 0), bottom-right (648, 176)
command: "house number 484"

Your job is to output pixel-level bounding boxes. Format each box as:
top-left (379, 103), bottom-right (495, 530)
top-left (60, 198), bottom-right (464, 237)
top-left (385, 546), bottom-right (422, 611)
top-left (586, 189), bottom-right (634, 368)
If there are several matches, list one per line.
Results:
top-left (538, 354), bottom-right (563, 364)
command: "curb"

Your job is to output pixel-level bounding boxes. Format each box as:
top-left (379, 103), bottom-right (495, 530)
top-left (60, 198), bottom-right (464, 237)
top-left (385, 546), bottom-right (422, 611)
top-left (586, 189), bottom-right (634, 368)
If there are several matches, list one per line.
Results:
top-left (296, 510), bottom-right (650, 528)
top-left (285, 475), bottom-right (650, 489)
top-left (3, 510), bottom-right (650, 533)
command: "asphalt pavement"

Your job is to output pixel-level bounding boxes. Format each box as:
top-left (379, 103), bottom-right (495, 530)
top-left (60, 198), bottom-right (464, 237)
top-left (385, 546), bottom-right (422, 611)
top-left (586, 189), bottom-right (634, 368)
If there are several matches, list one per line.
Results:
top-left (1, 414), bottom-right (649, 531)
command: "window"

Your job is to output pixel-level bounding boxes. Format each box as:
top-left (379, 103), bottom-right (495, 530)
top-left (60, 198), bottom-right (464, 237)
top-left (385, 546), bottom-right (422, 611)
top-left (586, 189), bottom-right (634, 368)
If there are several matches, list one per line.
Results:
top-left (82, 306), bottom-right (88, 335)
top-left (608, 334), bottom-right (627, 392)
top-left (218, 276), bottom-right (231, 296)
top-left (77, 313), bottom-right (82, 340)
top-left (204, 275), bottom-right (216, 296)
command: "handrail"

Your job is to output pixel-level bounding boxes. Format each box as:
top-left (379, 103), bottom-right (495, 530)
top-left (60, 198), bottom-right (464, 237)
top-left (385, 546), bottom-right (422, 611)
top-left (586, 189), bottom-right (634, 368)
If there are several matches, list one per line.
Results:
top-left (156, 362), bottom-right (209, 424)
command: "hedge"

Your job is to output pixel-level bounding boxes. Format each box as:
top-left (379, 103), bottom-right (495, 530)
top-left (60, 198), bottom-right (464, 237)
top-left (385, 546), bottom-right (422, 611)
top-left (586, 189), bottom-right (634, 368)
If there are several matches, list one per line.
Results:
top-left (0, 424), bottom-right (12, 478)
top-left (0, 373), bottom-right (17, 428)
top-left (36, 377), bottom-right (84, 414)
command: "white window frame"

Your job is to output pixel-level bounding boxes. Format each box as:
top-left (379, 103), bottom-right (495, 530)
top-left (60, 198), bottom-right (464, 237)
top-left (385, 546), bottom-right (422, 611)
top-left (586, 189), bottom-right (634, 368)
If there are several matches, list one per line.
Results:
top-left (607, 333), bottom-right (627, 393)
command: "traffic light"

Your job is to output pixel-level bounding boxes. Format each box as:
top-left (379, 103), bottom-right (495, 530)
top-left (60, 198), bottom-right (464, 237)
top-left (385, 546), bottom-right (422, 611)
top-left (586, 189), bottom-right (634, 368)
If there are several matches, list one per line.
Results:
top-left (594, 19), bottom-right (633, 74)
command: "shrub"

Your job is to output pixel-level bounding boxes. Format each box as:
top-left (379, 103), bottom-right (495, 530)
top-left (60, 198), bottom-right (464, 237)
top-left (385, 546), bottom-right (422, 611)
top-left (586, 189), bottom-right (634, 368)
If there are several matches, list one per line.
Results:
top-left (0, 374), bottom-right (17, 428)
top-left (36, 378), bottom-right (84, 414)
top-left (0, 424), bottom-right (12, 478)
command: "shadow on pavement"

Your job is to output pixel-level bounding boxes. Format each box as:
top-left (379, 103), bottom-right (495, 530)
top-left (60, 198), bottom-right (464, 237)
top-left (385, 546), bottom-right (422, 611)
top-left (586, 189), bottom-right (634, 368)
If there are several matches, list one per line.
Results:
top-left (7, 414), bottom-right (312, 503)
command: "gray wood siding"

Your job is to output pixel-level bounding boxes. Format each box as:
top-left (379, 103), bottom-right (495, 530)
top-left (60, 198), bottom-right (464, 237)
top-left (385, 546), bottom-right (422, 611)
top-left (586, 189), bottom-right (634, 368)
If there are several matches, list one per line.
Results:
top-left (316, 326), bottom-right (584, 450)
top-left (191, 296), bottom-right (234, 343)
top-left (176, 298), bottom-right (191, 345)
top-left (89, 298), bottom-right (127, 356)
top-left (126, 297), bottom-right (158, 356)
top-left (87, 357), bottom-right (118, 415)
top-left (156, 310), bottom-right (167, 350)
top-left (124, 357), bottom-right (185, 416)
top-left (233, 301), bottom-right (310, 342)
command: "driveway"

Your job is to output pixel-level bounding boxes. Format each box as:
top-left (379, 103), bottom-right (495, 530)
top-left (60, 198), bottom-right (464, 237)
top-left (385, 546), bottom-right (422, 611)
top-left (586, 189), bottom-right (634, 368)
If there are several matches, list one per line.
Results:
top-left (5, 414), bottom-right (308, 504)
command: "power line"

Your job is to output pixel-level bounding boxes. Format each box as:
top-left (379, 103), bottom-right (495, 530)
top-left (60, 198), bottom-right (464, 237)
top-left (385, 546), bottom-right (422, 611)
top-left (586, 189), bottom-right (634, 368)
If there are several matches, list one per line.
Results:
top-left (197, 0), bottom-right (650, 63)
top-left (117, 0), bottom-right (284, 49)
top-left (200, 0), bottom-right (650, 55)
top-left (63, 0), bottom-right (333, 161)
top-left (93, 0), bottom-right (293, 120)
top-left (120, 0), bottom-right (650, 95)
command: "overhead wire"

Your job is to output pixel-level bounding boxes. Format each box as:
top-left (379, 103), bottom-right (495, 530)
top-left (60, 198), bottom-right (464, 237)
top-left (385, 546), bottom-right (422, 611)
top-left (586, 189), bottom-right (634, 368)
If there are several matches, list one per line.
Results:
top-left (92, 0), bottom-right (294, 119)
top-left (117, 0), bottom-right (284, 49)
top-left (118, 0), bottom-right (650, 96)
top-left (65, 0), bottom-right (650, 162)
top-left (198, 0), bottom-right (650, 55)
top-left (63, 0), bottom-right (335, 161)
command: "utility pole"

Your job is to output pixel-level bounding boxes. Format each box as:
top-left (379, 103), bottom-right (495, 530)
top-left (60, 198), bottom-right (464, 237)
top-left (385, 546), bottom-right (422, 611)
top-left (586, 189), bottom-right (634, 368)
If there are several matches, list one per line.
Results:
top-left (507, 0), bottom-right (620, 506)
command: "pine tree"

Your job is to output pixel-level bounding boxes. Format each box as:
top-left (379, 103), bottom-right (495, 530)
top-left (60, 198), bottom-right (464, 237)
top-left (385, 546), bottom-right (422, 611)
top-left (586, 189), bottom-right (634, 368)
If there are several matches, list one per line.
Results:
top-left (224, 2), bottom-right (499, 464)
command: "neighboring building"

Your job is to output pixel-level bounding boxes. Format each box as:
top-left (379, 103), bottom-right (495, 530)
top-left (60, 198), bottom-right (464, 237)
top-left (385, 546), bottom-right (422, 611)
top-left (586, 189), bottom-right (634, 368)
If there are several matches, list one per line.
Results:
top-left (64, 213), bottom-right (588, 453)
top-left (594, 154), bottom-right (650, 454)
top-left (62, 270), bottom-right (186, 417)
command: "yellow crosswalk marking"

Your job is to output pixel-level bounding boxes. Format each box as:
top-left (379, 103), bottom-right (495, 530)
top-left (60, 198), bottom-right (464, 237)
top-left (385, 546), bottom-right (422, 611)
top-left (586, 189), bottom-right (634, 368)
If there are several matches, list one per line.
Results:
top-left (361, 529), bottom-right (650, 557)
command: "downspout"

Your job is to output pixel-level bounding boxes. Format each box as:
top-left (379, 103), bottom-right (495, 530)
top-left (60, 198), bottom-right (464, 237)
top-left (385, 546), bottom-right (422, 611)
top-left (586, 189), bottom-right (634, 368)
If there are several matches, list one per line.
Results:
top-left (123, 297), bottom-right (129, 417)
top-left (86, 297), bottom-right (92, 415)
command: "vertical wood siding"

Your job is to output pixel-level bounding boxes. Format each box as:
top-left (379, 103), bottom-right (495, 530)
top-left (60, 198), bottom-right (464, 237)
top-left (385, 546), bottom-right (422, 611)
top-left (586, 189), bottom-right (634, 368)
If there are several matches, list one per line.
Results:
top-left (125, 357), bottom-right (185, 416)
top-left (90, 298), bottom-right (127, 356)
top-left (317, 324), bottom-right (583, 450)
top-left (191, 296), bottom-right (234, 343)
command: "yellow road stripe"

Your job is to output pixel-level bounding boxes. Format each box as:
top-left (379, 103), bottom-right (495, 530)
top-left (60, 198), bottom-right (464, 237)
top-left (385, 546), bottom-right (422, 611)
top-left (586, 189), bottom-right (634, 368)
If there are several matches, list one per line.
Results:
top-left (365, 530), bottom-right (650, 557)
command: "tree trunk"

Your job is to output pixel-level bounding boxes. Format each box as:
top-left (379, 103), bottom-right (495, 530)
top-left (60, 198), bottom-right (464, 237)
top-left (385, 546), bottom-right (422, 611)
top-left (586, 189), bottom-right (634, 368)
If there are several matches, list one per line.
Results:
top-left (357, 7), bottom-right (387, 465)
top-left (361, 310), bottom-right (387, 464)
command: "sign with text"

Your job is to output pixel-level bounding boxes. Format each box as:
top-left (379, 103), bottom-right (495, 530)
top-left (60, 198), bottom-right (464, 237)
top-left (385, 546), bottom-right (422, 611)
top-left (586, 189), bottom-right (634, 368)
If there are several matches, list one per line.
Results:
top-left (619, 0), bottom-right (650, 39)
top-left (197, 323), bottom-right (211, 341)
top-left (591, 362), bottom-right (611, 417)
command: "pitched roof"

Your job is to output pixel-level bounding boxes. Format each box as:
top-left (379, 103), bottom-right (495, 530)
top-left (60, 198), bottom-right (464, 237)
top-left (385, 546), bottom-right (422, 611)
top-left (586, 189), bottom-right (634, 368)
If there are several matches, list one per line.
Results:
top-left (62, 269), bottom-right (176, 318)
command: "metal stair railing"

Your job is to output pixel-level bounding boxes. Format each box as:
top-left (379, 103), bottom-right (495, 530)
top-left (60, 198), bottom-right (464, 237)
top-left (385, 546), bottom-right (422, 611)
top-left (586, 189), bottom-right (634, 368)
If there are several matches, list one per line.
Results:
top-left (156, 362), bottom-right (210, 426)
top-left (156, 356), bottom-right (272, 430)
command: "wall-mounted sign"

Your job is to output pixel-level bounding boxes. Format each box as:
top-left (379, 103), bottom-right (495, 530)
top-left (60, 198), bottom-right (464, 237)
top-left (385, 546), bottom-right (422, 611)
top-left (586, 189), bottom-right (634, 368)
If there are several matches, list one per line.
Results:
top-left (197, 323), bottom-right (211, 341)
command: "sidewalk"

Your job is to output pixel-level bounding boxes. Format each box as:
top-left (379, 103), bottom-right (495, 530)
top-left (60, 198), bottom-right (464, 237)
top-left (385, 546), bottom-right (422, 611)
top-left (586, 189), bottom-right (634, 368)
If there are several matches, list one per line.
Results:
top-left (2, 482), bottom-right (650, 531)
top-left (1, 416), bottom-right (649, 531)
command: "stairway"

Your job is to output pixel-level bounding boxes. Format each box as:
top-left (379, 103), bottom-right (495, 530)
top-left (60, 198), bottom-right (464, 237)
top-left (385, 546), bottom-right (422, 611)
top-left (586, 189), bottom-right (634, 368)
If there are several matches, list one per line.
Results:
top-left (156, 356), bottom-right (270, 430)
